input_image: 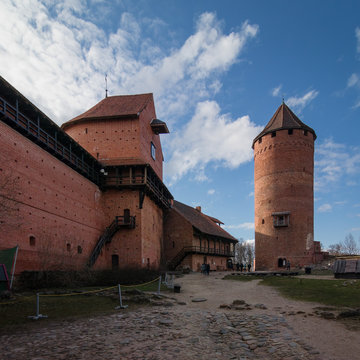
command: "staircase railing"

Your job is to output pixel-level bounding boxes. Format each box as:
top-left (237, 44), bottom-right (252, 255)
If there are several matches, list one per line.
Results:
top-left (88, 215), bottom-right (135, 267)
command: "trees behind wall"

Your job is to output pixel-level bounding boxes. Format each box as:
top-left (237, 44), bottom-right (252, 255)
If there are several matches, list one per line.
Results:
top-left (235, 239), bottom-right (255, 266)
top-left (328, 233), bottom-right (360, 256)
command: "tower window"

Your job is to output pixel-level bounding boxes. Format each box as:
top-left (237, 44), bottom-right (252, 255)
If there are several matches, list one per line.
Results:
top-left (272, 212), bottom-right (290, 227)
top-left (271, 131), bottom-right (276, 137)
top-left (262, 219), bottom-right (265, 224)
top-left (66, 243), bottom-right (71, 252)
top-left (304, 130), bottom-right (308, 136)
top-left (151, 142), bottom-right (156, 160)
top-left (258, 137), bottom-right (262, 144)
top-left (288, 129), bottom-right (293, 135)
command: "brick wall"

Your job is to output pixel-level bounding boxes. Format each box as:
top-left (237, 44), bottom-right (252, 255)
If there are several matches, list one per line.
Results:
top-left (163, 208), bottom-right (193, 265)
top-left (0, 121), bottom-right (106, 273)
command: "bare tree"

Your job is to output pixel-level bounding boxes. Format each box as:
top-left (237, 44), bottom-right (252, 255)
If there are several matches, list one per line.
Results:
top-left (235, 239), bottom-right (255, 265)
top-left (327, 233), bottom-right (360, 256)
top-left (342, 233), bottom-right (359, 255)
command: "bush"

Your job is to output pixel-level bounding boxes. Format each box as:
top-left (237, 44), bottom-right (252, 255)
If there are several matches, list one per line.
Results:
top-left (16, 267), bottom-right (161, 290)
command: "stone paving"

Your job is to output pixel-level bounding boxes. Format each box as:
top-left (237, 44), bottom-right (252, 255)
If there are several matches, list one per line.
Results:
top-left (0, 303), bottom-right (323, 360)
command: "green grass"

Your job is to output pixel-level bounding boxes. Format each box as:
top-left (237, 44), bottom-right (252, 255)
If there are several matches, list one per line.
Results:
top-left (260, 277), bottom-right (360, 308)
top-left (0, 281), bottom-right (167, 331)
top-left (224, 274), bottom-right (360, 308)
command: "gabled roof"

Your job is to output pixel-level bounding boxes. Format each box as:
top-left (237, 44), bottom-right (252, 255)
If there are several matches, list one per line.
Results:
top-left (173, 200), bottom-right (237, 242)
top-left (61, 93), bottom-right (153, 130)
top-left (252, 102), bottom-right (316, 147)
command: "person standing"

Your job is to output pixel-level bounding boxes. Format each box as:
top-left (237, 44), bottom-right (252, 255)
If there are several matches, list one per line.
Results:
top-left (247, 263), bottom-right (251, 272)
top-left (206, 263), bottom-right (210, 275)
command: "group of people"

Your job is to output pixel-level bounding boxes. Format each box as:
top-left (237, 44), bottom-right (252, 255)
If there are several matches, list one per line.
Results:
top-left (235, 263), bottom-right (252, 272)
top-left (201, 263), bottom-right (210, 275)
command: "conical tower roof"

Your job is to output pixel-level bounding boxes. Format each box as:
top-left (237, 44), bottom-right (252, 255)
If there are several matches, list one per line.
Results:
top-left (252, 102), bottom-right (316, 148)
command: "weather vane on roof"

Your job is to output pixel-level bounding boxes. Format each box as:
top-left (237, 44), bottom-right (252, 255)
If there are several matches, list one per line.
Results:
top-left (282, 95), bottom-right (285, 104)
top-left (105, 74), bottom-right (108, 98)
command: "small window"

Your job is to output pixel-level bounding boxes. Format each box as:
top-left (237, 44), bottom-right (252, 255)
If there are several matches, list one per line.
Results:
top-left (262, 219), bottom-right (265, 224)
top-left (288, 129), bottom-right (293, 135)
top-left (172, 241), bottom-right (175, 248)
top-left (271, 131), bottom-right (276, 137)
top-left (304, 130), bottom-right (308, 136)
top-left (272, 213), bottom-right (290, 227)
top-left (77, 246), bottom-right (82, 254)
top-left (258, 137), bottom-right (262, 144)
top-left (151, 142), bottom-right (156, 160)
top-left (66, 243), bottom-right (71, 252)
top-left (29, 236), bottom-right (36, 246)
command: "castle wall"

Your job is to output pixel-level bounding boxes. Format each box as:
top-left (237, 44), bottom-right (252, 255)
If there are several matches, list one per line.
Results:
top-left (138, 100), bottom-right (164, 179)
top-left (254, 129), bottom-right (315, 270)
top-left (140, 195), bottom-right (164, 269)
top-left (0, 121), bottom-right (106, 273)
top-left (163, 209), bottom-right (193, 265)
top-left (63, 117), bottom-right (141, 164)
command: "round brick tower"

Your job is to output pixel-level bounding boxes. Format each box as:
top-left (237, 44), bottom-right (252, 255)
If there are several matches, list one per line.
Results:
top-left (253, 102), bottom-right (316, 271)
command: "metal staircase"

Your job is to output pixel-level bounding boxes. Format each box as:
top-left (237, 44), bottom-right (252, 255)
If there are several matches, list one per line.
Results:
top-left (167, 247), bottom-right (189, 270)
top-left (88, 214), bottom-right (135, 267)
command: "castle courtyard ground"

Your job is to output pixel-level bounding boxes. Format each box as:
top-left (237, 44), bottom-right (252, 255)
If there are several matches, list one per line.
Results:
top-left (1, 272), bottom-right (359, 360)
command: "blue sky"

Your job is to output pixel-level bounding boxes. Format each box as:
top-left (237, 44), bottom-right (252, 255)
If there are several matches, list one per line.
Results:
top-left (1, 0), bottom-right (359, 249)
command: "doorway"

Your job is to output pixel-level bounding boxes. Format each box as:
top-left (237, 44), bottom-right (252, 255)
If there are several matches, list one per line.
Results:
top-left (112, 254), bottom-right (119, 269)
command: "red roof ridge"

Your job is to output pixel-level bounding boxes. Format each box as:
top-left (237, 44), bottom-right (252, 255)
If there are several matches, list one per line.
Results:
top-left (61, 93), bottom-right (154, 130)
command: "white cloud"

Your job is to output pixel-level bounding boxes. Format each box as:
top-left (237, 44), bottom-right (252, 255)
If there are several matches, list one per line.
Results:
top-left (315, 139), bottom-right (360, 190)
top-left (271, 85), bottom-right (282, 97)
top-left (165, 101), bottom-right (263, 182)
top-left (225, 222), bottom-right (255, 230)
top-left (287, 90), bottom-right (319, 112)
top-left (334, 201), bottom-right (347, 205)
top-left (239, 238), bottom-right (255, 246)
top-left (0, 3), bottom-right (259, 126)
top-left (248, 191), bottom-right (254, 197)
top-left (207, 189), bottom-right (215, 195)
top-left (318, 204), bottom-right (332, 213)
top-left (347, 73), bottom-right (359, 88)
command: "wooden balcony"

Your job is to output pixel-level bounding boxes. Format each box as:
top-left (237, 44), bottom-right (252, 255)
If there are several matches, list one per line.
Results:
top-left (101, 164), bottom-right (173, 209)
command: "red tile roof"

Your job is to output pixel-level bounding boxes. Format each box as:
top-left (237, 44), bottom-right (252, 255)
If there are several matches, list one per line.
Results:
top-left (173, 200), bottom-right (237, 242)
top-left (252, 102), bottom-right (316, 147)
top-left (62, 93), bottom-right (153, 130)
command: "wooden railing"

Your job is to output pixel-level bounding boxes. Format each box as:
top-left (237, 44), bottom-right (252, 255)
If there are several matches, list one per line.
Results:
top-left (0, 96), bottom-right (100, 184)
top-left (167, 246), bottom-right (235, 270)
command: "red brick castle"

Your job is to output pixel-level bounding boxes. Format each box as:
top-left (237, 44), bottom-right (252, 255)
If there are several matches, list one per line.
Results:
top-left (0, 76), bottom-right (236, 273)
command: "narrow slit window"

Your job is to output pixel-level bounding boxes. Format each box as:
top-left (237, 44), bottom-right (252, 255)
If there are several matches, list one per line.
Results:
top-left (151, 142), bottom-right (156, 160)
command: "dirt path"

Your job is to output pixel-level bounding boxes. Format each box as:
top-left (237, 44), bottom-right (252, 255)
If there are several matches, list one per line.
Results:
top-left (174, 272), bottom-right (360, 359)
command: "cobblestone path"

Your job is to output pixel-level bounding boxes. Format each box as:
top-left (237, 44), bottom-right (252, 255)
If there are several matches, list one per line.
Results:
top-left (1, 306), bottom-right (322, 360)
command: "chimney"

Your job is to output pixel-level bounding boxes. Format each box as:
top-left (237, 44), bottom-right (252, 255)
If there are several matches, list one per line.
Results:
top-left (195, 206), bottom-right (201, 212)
